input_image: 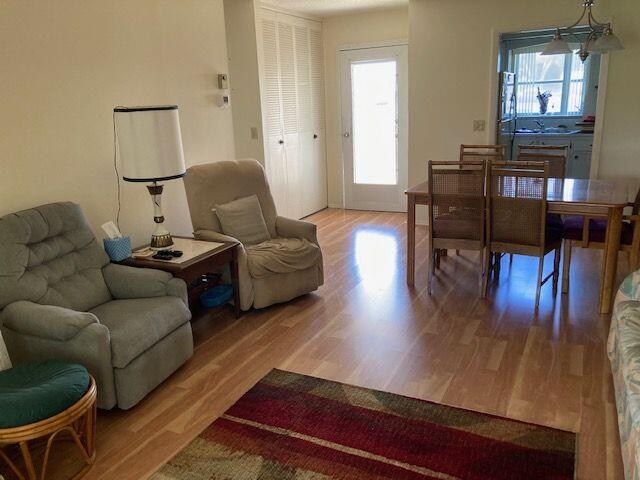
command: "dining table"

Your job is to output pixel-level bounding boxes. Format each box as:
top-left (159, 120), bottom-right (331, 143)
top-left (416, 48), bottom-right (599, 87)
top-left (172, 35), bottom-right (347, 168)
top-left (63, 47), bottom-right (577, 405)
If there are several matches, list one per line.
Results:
top-left (405, 177), bottom-right (640, 314)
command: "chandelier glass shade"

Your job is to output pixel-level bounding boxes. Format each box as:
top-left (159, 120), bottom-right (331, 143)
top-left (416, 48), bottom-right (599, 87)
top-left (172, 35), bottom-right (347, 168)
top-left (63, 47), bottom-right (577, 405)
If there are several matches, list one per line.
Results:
top-left (541, 0), bottom-right (624, 62)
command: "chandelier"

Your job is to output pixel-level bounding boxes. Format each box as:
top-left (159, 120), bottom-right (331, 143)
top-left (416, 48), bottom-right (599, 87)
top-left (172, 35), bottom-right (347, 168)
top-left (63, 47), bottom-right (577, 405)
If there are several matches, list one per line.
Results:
top-left (541, 0), bottom-right (624, 62)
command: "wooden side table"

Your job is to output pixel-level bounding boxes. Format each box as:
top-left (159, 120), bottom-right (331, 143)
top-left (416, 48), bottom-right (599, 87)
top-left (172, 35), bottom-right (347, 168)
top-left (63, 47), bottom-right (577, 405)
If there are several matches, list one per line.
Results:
top-left (118, 237), bottom-right (241, 318)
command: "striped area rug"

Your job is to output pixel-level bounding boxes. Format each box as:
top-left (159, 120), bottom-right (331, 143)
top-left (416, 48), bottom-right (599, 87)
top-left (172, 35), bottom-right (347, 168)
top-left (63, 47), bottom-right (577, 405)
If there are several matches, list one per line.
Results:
top-left (153, 370), bottom-right (576, 479)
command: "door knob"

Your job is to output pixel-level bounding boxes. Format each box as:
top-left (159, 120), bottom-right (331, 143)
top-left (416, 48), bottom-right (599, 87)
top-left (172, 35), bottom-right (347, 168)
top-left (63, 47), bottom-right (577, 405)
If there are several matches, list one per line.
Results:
top-left (343, 132), bottom-right (350, 138)
top-left (313, 134), bottom-right (318, 139)
top-left (278, 139), bottom-right (284, 144)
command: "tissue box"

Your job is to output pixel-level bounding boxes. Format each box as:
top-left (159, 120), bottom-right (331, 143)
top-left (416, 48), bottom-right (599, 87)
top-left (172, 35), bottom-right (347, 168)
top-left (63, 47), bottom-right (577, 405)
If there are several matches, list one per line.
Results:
top-left (103, 237), bottom-right (132, 262)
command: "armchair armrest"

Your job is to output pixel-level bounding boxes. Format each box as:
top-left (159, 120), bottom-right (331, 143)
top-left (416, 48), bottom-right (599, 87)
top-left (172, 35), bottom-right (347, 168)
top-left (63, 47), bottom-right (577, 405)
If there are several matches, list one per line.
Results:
top-left (276, 216), bottom-right (318, 244)
top-left (102, 263), bottom-right (188, 305)
top-left (194, 229), bottom-right (240, 244)
top-left (0, 301), bottom-right (99, 341)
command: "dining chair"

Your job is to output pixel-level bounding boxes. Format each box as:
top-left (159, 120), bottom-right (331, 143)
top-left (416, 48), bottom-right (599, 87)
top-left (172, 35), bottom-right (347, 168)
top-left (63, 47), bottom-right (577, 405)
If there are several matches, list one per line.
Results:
top-left (484, 160), bottom-right (563, 308)
top-left (453, 144), bottom-right (504, 257)
top-left (517, 144), bottom-right (568, 156)
top-left (562, 188), bottom-right (640, 293)
top-left (460, 144), bottom-right (506, 163)
top-left (427, 160), bottom-right (486, 296)
top-left (517, 151), bottom-right (567, 179)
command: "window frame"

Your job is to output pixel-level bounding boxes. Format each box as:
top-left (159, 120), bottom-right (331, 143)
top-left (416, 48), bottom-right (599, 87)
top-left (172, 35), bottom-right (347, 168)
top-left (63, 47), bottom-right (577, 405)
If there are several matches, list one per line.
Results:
top-left (510, 44), bottom-right (589, 117)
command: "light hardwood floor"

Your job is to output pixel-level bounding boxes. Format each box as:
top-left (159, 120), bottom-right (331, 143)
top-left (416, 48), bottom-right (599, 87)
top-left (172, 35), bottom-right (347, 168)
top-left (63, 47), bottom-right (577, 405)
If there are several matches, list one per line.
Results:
top-left (37, 208), bottom-right (624, 479)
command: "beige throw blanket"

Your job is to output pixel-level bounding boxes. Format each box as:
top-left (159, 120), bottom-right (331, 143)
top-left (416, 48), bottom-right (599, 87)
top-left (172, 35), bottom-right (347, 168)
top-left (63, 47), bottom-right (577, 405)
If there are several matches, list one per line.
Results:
top-left (246, 238), bottom-right (320, 279)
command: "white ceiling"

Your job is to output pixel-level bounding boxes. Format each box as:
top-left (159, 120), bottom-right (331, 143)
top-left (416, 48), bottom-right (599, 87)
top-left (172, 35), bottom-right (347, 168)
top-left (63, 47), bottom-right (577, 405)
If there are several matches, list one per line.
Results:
top-left (261, 0), bottom-right (408, 18)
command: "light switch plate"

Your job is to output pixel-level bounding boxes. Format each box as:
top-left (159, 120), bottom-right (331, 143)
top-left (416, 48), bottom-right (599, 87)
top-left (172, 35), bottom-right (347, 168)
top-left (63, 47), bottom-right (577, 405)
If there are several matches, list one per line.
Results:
top-left (218, 73), bottom-right (229, 90)
top-left (473, 120), bottom-right (486, 131)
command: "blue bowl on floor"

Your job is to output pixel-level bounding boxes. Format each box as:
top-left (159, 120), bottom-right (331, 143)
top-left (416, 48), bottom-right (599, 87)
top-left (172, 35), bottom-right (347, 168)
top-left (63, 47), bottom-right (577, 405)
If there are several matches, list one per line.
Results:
top-left (200, 284), bottom-right (234, 308)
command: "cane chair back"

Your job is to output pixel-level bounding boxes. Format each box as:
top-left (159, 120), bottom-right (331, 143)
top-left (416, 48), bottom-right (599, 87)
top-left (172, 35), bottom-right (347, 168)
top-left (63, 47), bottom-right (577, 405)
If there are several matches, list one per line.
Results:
top-left (517, 151), bottom-right (567, 179)
top-left (485, 160), bottom-right (560, 308)
top-left (428, 160), bottom-right (486, 243)
top-left (427, 160), bottom-right (486, 295)
top-left (487, 161), bottom-right (549, 251)
top-left (517, 144), bottom-right (568, 156)
top-left (460, 144), bottom-right (505, 164)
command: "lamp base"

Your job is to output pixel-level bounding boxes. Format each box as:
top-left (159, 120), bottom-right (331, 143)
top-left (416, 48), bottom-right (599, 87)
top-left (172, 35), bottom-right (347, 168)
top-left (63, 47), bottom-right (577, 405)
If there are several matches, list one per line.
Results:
top-left (147, 183), bottom-right (174, 251)
top-left (150, 233), bottom-right (174, 251)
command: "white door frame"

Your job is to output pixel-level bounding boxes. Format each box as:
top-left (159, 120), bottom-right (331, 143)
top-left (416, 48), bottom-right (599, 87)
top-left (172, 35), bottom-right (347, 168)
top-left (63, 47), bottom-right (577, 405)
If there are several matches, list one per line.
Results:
top-left (338, 42), bottom-right (408, 212)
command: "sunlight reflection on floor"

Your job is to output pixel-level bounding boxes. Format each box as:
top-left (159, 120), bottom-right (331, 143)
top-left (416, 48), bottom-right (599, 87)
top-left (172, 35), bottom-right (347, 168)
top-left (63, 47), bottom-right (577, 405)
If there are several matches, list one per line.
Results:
top-left (354, 227), bottom-right (398, 292)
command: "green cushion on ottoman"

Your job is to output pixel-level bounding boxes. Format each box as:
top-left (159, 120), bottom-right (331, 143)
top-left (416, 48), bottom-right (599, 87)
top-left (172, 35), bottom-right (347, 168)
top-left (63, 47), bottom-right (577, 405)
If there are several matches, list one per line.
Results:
top-left (0, 361), bottom-right (90, 428)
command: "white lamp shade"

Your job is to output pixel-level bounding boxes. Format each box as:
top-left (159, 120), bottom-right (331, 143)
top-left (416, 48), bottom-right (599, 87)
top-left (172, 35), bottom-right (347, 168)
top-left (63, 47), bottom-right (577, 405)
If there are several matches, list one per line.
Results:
top-left (541, 31), bottom-right (572, 56)
top-left (114, 105), bottom-right (186, 182)
top-left (589, 30), bottom-right (625, 53)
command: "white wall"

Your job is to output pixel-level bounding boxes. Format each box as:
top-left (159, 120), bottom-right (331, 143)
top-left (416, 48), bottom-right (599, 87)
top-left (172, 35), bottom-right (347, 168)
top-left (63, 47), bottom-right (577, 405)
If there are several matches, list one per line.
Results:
top-left (322, 8), bottom-right (409, 207)
top-left (597, 0), bottom-right (640, 179)
top-left (0, 0), bottom-right (235, 247)
top-left (409, 0), bottom-right (638, 189)
top-left (224, 0), bottom-right (265, 164)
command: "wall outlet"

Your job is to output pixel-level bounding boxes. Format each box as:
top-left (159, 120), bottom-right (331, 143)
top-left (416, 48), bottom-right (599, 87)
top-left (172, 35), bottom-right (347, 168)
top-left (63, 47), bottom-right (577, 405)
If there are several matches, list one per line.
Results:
top-left (473, 120), bottom-right (486, 132)
top-left (217, 93), bottom-right (230, 108)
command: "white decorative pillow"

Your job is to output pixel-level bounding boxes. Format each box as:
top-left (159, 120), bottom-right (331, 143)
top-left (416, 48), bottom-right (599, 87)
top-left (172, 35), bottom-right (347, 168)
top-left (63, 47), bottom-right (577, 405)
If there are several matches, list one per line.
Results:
top-left (214, 194), bottom-right (271, 245)
top-left (0, 330), bottom-right (11, 371)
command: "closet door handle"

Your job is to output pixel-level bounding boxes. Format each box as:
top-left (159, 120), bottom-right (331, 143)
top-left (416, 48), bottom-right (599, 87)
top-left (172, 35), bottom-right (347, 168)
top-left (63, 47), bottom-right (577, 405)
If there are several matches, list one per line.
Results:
top-left (278, 139), bottom-right (284, 145)
top-left (313, 134), bottom-right (318, 139)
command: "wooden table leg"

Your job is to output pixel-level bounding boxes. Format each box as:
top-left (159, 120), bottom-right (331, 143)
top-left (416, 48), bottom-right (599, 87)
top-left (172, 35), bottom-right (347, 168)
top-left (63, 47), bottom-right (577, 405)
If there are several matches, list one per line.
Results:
top-left (407, 195), bottom-right (416, 286)
top-left (231, 244), bottom-right (241, 318)
top-left (599, 206), bottom-right (623, 314)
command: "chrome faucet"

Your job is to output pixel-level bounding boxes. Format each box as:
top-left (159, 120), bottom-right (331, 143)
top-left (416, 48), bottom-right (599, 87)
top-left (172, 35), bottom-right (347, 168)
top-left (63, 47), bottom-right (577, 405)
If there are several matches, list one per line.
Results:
top-left (535, 120), bottom-right (545, 130)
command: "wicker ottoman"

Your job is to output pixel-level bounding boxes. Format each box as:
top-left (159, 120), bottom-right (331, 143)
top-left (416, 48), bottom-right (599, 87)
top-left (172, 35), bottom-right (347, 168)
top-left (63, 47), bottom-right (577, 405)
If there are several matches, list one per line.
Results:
top-left (0, 361), bottom-right (97, 480)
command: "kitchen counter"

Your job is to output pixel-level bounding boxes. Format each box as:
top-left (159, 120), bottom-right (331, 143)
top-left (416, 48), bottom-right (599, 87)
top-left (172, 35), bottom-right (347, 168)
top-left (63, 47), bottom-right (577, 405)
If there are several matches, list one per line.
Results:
top-left (514, 131), bottom-right (592, 136)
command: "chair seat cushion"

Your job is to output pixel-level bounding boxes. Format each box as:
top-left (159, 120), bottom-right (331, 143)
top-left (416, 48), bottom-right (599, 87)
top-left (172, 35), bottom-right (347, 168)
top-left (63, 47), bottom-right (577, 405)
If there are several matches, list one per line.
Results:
top-left (547, 213), bottom-right (564, 230)
top-left (90, 297), bottom-right (190, 369)
top-left (563, 216), bottom-right (634, 244)
top-left (0, 361), bottom-right (89, 428)
top-left (245, 237), bottom-right (321, 279)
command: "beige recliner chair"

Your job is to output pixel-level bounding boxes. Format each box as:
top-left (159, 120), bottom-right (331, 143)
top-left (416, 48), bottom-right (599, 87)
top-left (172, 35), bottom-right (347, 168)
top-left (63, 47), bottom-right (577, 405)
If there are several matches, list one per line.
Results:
top-left (183, 159), bottom-right (324, 310)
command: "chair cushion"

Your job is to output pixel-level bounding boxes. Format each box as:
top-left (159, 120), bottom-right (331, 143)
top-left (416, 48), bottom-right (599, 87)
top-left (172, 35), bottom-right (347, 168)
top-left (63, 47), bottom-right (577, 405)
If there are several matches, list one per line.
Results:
top-left (214, 194), bottom-right (271, 245)
top-left (547, 213), bottom-right (564, 230)
top-left (246, 238), bottom-right (321, 279)
top-left (0, 361), bottom-right (89, 428)
top-left (563, 216), bottom-right (634, 244)
top-left (90, 297), bottom-right (190, 369)
top-left (0, 330), bottom-right (11, 372)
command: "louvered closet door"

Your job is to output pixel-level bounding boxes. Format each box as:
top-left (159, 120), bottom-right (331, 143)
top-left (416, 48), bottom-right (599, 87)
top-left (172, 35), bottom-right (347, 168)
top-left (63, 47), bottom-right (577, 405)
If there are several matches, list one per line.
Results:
top-left (277, 19), bottom-right (302, 220)
top-left (295, 24), bottom-right (314, 218)
top-left (261, 14), bottom-right (288, 217)
top-left (307, 26), bottom-right (327, 215)
top-left (260, 10), bottom-right (327, 220)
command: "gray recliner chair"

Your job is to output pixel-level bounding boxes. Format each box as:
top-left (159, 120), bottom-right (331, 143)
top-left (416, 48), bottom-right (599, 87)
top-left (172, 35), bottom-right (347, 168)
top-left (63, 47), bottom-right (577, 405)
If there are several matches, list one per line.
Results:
top-left (184, 159), bottom-right (323, 311)
top-left (0, 202), bottom-right (193, 410)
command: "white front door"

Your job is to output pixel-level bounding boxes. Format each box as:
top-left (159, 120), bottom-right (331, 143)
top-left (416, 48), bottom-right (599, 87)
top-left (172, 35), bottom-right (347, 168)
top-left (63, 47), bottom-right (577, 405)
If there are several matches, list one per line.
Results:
top-left (340, 45), bottom-right (408, 212)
